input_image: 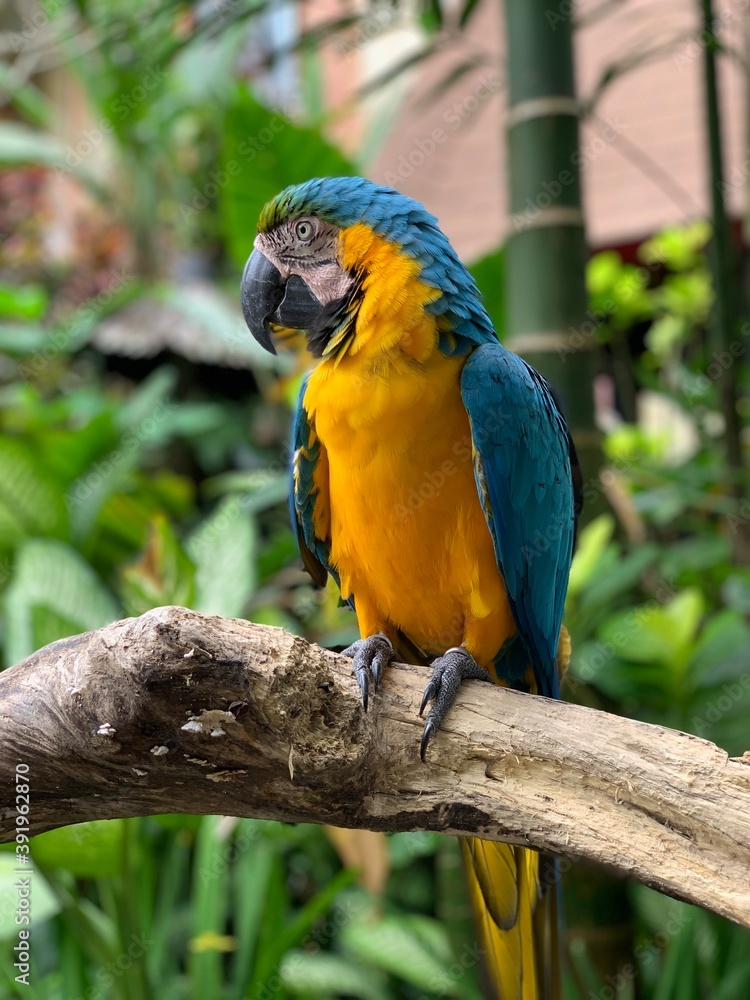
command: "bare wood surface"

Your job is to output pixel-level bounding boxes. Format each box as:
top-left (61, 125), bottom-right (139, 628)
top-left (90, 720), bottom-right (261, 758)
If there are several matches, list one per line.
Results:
top-left (1, 606), bottom-right (749, 926)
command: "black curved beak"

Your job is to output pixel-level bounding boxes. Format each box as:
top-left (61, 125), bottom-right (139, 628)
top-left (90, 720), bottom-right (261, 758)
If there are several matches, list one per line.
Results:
top-left (241, 249), bottom-right (327, 355)
top-left (241, 250), bottom-right (283, 355)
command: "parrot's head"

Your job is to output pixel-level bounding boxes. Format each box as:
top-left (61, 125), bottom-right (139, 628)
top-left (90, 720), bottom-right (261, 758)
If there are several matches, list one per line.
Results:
top-left (241, 176), bottom-right (494, 360)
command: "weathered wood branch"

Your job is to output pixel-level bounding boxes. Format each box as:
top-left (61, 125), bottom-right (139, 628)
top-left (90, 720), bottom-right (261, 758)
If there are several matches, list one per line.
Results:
top-left (1, 606), bottom-right (749, 925)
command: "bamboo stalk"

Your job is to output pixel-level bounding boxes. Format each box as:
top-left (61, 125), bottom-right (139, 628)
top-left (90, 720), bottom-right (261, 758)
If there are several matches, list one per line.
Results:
top-left (502, 0), bottom-right (600, 512)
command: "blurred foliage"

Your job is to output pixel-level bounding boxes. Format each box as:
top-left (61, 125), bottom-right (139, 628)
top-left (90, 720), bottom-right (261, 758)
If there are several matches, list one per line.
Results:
top-left (0, 1), bottom-right (749, 998)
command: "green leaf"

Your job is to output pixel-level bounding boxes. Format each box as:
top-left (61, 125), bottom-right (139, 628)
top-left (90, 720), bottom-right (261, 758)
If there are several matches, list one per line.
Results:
top-left (0, 437), bottom-right (68, 546)
top-left (0, 123), bottom-right (105, 199)
top-left (31, 821), bottom-right (124, 878)
top-left (189, 816), bottom-right (232, 997)
top-left (220, 87), bottom-right (355, 270)
top-left (116, 365), bottom-right (177, 433)
top-left (341, 914), bottom-right (457, 995)
top-left (229, 834), bottom-right (274, 999)
top-left (469, 248), bottom-right (505, 339)
top-left (0, 323), bottom-right (49, 354)
top-left (595, 589), bottom-right (703, 678)
top-left (690, 610), bottom-right (750, 685)
top-left (659, 535), bottom-right (731, 579)
top-left (4, 539), bottom-right (119, 666)
top-left (0, 854), bottom-right (60, 939)
top-left (0, 122), bottom-right (69, 167)
top-left (157, 283), bottom-right (291, 374)
top-left (578, 543), bottom-right (658, 614)
top-left (280, 950), bottom-right (387, 1000)
top-left (120, 515), bottom-right (195, 616)
top-left (187, 497), bottom-right (257, 618)
top-left (0, 284), bottom-right (48, 321)
top-left (567, 515), bottom-right (616, 599)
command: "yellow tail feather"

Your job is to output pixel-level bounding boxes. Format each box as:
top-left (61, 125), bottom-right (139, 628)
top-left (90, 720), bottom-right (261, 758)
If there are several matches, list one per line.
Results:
top-left (462, 839), bottom-right (561, 1000)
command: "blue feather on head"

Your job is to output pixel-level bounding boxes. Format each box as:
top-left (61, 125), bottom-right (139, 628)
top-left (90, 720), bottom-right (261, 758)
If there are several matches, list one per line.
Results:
top-left (258, 176), bottom-right (497, 355)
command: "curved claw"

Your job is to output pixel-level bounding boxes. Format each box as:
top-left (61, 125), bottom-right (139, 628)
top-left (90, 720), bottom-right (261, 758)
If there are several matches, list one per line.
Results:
top-left (419, 647), bottom-right (492, 761)
top-left (341, 633), bottom-right (395, 712)
top-left (419, 680), bottom-right (437, 717)
top-left (420, 720), bottom-right (435, 762)
top-left (355, 664), bottom-right (370, 712)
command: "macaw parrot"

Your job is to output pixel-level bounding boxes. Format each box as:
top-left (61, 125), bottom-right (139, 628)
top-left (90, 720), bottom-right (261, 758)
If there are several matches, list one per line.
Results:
top-left (241, 176), bottom-right (580, 1000)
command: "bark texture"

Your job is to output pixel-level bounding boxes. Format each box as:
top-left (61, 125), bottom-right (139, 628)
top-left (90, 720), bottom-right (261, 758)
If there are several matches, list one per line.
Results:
top-left (1, 606), bottom-right (749, 926)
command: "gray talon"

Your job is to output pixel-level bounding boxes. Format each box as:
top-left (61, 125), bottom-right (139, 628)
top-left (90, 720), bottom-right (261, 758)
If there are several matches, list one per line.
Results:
top-left (341, 634), bottom-right (395, 712)
top-left (420, 647), bottom-right (492, 759)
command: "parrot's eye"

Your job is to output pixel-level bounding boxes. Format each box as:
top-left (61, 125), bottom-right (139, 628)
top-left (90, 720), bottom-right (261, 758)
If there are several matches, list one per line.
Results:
top-left (294, 219), bottom-right (315, 242)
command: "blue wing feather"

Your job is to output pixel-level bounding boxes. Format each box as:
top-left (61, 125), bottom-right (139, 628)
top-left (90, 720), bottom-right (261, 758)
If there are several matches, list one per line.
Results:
top-left (461, 342), bottom-right (576, 699)
top-left (290, 376), bottom-right (333, 589)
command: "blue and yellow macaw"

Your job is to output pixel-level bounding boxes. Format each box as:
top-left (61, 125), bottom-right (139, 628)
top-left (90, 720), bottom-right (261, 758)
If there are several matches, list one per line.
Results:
top-left (241, 176), bottom-right (579, 1000)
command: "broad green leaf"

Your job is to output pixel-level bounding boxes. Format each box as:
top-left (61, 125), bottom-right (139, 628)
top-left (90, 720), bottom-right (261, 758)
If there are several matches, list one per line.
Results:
top-left (116, 365), bottom-right (177, 433)
top-left (0, 854), bottom-right (59, 939)
top-left (4, 539), bottom-right (119, 666)
top-left (341, 915), bottom-right (457, 995)
top-left (280, 950), bottom-right (387, 1000)
top-left (578, 543), bottom-right (658, 614)
top-left (0, 122), bottom-right (68, 167)
top-left (187, 497), bottom-right (257, 618)
top-left (31, 821), bottom-right (124, 878)
top-left (722, 572), bottom-right (750, 615)
top-left (0, 284), bottom-right (48, 321)
top-left (690, 610), bottom-right (750, 685)
top-left (567, 515), bottom-right (616, 599)
top-left (597, 589), bottom-right (703, 676)
top-left (659, 535), bottom-right (732, 579)
top-left (0, 437), bottom-right (68, 546)
top-left (0, 323), bottom-right (49, 354)
top-left (220, 87), bottom-right (355, 270)
top-left (662, 588), bottom-right (704, 659)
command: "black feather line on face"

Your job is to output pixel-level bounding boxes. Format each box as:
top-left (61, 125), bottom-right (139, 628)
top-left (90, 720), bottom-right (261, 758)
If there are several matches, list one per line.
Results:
top-left (305, 272), bottom-right (364, 359)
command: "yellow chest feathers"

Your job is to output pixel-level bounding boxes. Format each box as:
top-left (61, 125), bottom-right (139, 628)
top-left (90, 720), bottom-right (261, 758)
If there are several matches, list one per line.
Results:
top-left (300, 229), bottom-right (513, 661)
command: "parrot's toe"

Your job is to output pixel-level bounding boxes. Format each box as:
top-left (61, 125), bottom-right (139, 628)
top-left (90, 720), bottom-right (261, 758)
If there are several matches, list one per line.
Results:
top-left (341, 634), bottom-right (395, 712)
top-left (419, 647), bottom-right (492, 761)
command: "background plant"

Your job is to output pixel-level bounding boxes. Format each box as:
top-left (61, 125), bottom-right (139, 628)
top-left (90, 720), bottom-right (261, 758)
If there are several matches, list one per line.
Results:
top-left (1, 1), bottom-right (749, 998)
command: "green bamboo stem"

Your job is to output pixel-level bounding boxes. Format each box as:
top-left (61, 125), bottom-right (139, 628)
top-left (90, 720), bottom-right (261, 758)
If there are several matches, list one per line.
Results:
top-left (502, 0), bottom-right (600, 514)
top-left (701, 0), bottom-right (745, 501)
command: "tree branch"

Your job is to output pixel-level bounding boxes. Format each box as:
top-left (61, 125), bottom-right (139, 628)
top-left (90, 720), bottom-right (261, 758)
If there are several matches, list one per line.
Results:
top-left (1, 606), bottom-right (749, 926)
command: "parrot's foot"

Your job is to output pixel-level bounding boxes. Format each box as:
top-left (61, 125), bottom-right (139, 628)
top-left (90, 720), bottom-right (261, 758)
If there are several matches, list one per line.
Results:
top-left (419, 647), bottom-right (492, 761)
top-left (341, 634), bottom-right (395, 712)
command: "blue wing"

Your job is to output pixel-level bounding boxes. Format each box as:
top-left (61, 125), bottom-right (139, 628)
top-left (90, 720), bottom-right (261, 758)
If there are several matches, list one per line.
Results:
top-left (460, 342), bottom-right (577, 699)
top-left (290, 375), bottom-right (333, 589)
